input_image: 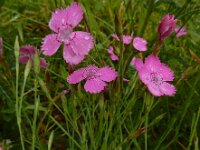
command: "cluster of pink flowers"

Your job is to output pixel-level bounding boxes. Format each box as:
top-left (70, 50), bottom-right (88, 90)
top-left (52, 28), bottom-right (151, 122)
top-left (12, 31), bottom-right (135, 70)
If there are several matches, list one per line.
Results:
top-left (40, 2), bottom-right (117, 93)
top-left (107, 34), bottom-right (148, 62)
top-left (15, 2), bottom-right (187, 96)
top-left (135, 14), bottom-right (187, 96)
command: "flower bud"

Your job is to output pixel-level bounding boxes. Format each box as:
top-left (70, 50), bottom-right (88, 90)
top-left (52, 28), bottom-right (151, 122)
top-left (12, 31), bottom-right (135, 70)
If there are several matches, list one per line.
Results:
top-left (158, 14), bottom-right (177, 41)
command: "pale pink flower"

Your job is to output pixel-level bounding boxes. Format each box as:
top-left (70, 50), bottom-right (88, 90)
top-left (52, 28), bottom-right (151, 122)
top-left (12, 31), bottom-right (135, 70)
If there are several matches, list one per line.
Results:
top-left (41, 2), bottom-right (94, 65)
top-left (158, 14), bottom-right (177, 41)
top-left (107, 46), bottom-right (119, 61)
top-left (67, 65), bottom-right (117, 93)
top-left (123, 35), bottom-right (133, 44)
top-left (130, 57), bottom-right (136, 67)
top-left (111, 34), bottom-right (120, 41)
top-left (175, 26), bottom-right (187, 38)
top-left (135, 54), bottom-right (176, 97)
top-left (133, 37), bottom-right (147, 51)
top-left (19, 45), bottom-right (48, 68)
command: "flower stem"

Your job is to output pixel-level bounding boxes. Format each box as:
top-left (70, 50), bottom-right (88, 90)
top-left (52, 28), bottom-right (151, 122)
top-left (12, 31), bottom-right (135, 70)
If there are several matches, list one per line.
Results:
top-left (153, 40), bottom-right (163, 56)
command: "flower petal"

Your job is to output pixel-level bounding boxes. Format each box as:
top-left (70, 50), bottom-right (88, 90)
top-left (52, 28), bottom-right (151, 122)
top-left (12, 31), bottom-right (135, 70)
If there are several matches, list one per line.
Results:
top-left (98, 66), bottom-right (117, 82)
top-left (84, 78), bottom-right (107, 94)
top-left (175, 26), bottom-right (187, 38)
top-left (147, 83), bottom-right (163, 97)
top-left (112, 34), bottom-right (120, 41)
top-left (160, 64), bottom-right (174, 81)
top-left (20, 45), bottom-right (35, 56)
top-left (123, 35), bottom-right (133, 45)
top-left (19, 56), bottom-right (29, 64)
top-left (49, 8), bottom-right (69, 33)
top-left (41, 34), bottom-right (61, 56)
top-left (107, 46), bottom-right (119, 61)
top-left (133, 37), bottom-right (147, 51)
top-left (144, 54), bottom-right (162, 72)
top-left (160, 82), bottom-right (176, 96)
top-left (138, 68), bottom-right (151, 85)
top-left (130, 57), bottom-right (136, 67)
top-left (66, 31), bottom-right (94, 56)
top-left (135, 58), bottom-right (144, 71)
top-left (67, 68), bottom-right (86, 84)
top-left (63, 44), bottom-right (85, 65)
top-left (64, 2), bottom-right (84, 28)
top-left (39, 58), bottom-right (49, 68)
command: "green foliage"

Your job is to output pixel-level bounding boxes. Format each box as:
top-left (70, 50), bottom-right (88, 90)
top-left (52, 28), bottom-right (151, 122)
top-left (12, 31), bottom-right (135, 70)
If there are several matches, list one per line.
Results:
top-left (0, 0), bottom-right (200, 149)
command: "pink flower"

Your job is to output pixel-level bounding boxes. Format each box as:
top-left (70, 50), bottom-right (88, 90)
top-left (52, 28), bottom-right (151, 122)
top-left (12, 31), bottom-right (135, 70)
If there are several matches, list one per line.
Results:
top-left (107, 46), bottom-right (119, 61)
top-left (133, 37), bottom-right (147, 51)
top-left (130, 57), bottom-right (136, 67)
top-left (41, 2), bottom-right (94, 65)
top-left (123, 35), bottom-right (133, 44)
top-left (19, 45), bottom-right (48, 68)
top-left (67, 65), bottom-right (117, 93)
top-left (158, 14), bottom-right (177, 41)
top-left (175, 26), bottom-right (187, 38)
top-left (135, 54), bottom-right (176, 96)
top-left (111, 34), bottom-right (120, 41)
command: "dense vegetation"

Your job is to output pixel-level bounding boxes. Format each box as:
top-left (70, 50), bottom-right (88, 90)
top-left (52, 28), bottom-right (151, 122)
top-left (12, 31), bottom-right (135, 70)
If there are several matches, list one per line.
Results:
top-left (0, 0), bottom-right (200, 149)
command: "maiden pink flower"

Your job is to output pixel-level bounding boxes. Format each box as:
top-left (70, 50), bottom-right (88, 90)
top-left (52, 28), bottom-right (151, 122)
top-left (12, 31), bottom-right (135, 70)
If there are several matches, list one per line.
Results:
top-left (175, 26), bottom-right (187, 38)
top-left (133, 37), bottom-right (147, 51)
top-left (158, 14), bottom-right (177, 41)
top-left (135, 54), bottom-right (176, 96)
top-left (19, 45), bottom-right (48, 68)
top-left (41, 2), bottom-right (94, 65)
top-left (67, 65), bottom-right (117, 93)
top-left (123, 35), bottom-right (133, 44)
top-left (107, 46), bottom-right (119, 61)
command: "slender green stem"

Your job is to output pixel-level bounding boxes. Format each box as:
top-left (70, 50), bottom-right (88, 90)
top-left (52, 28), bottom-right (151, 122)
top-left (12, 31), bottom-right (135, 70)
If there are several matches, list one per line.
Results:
top-left (145, 112), bottom-right (148, 150)
top-left (31, 78), bottom-right (39, 150)
top-left (15, 37), bottom-right (25, 150)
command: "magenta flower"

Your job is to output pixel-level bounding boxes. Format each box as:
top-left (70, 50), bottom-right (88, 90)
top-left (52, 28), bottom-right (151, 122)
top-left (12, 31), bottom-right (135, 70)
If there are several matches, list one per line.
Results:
top-left (175, 26), bottom-right (187, 38)
top-left (107, 46), bottom-right (119, 61)
top-left (133, 37), bottom-right (147, 51)
top-left (123, 35), bottom-right (133, 44)
top-left (135, 54), bottom-right (176, 96)
top-left (41, 2), bottom-right (94, 65)
top-left (158, 14), bottom-right (177, 41)
top-left (67, 65), bottom-right (117, 93)
top-left (19, 45), bottom-right (48, 68)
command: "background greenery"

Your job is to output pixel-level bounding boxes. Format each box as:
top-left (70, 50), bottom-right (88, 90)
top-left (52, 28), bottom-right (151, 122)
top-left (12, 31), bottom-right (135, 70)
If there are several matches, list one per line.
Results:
top-left (0, 0), bottom-right (200, 149)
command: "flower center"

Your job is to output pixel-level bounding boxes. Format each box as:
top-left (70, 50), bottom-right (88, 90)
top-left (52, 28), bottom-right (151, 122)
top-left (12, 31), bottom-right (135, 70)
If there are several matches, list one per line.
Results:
top-left (150, 72), bottom-right (163, 85)
top-left (57, 26), bottom-right (72, 43)
top-left (83, 68), bottom-right (100, 79)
